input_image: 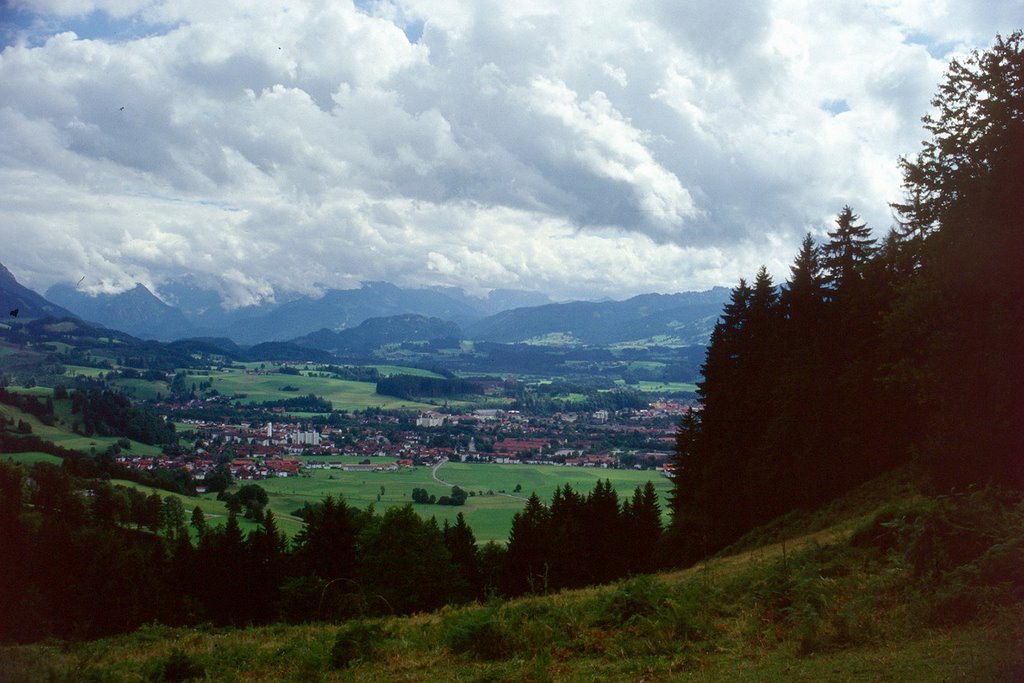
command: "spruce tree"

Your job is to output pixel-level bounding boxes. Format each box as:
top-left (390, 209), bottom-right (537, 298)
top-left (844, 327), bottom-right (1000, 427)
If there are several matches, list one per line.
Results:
top-left (821, 206), bottom-right (876, 295)
top-left (889, 31), bottom-right (1024, 488)
top-left (782, 233), bottom-right (825, 326)
top-left (503, 493), bottom-right (552, 595)
top-left (623, 482), bottom-right (662, 574)
top-left (443, 512), bottom-right (481, 600)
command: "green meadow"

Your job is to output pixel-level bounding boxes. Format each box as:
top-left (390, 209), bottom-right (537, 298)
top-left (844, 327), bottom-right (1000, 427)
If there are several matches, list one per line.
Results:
top-left (197, 366), bottom-right (434, 411)
top-left (368, 364), bottom-right (445, 378)
top-left (2, 452), bottom-right (62, 466)
top-left (108, 460), bottom-right (673, 545)
top-left (0, 402), bottom-right (167, 457)
top-left (257, 460), bottom-right (673, 544)
top-left (108, 480), bottom-right (307, 539)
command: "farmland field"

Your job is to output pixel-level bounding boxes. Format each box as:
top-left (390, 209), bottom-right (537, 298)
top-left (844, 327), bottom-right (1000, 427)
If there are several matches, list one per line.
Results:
top-left (2, 452), bottom-right (62, 465)
top-left (633, 380), bottom-right (699, 394)
top-left (197, 366), bottom-right (435, 411)
top-left (369, 365), bottom-right (445, 378)
top-left (108, 480), bottom-right (305, 538)
top-left (131, 460), bottom-right (674, 545)
top-left (0, 402), bottom-right (167, 456)
top-left (257, 460), bottom-right (673, 544)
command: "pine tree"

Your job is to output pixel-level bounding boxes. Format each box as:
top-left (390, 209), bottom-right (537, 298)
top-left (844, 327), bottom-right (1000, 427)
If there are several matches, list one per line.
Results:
top-left (894, 31), bottom-right (1024, 236)
top-left (190, 505), bottom-right (207, 539)
top-left (247, 510), bottom-right (287, 622)
top-left (547, 484), bottom-right (585, 588)
top-left (443, 512), bottom-right (481, 600)
top-left (782, 233), bottom-right (825, 325)
top-left (583, 479), bottom-right (623, 584)
top-left (889, 31), bottom-right (1024, 488)
top-left (503, 493), bottom-right (551, 595)
top-left (291, 495), bottom-right (360, 581)
top-left (623, 481), bottom-right (662, 574)
top-left (356, 505), bottom-right (460, 614)
top-left (821, 206), bottom-right (876, 294)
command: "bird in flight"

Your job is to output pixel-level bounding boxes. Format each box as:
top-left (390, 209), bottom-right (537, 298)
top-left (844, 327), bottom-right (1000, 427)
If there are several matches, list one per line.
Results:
top-left (77, 276), bottom-right (86, 287)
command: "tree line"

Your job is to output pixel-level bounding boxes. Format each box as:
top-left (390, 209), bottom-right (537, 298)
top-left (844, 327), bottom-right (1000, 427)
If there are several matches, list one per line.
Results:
top-left (70, 387), bottom-right (178, 445)
top-left (375, 374), bottom-right (484, 400)
top-left (0, 458), bottom-right (666, 642)
top-left (667, 32), bottom-right (1024, 562)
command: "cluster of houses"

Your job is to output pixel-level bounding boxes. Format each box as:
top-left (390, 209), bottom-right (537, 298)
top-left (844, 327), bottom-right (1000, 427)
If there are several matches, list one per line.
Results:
top-left (111, 400), bottom-right (689, 482)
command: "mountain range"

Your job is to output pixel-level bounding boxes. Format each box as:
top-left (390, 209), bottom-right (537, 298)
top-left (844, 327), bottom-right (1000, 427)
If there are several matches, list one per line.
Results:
top-left (2, 262), bottom-right (727, 383)
top-left (1, 263), bottom-right (730, 353)
top-left (45, 279), bottom-right (556, 344)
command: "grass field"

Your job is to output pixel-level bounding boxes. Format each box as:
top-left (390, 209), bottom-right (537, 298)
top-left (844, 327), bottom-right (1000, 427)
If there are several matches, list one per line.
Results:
top-left (368, 365), bottom-right (445, 378)
top-left (632, 380), bottom-right (699, 394)
top-left (0, 402), bottom-right (168, 457)
top-left (0, 386), bottom-right (56, 398)
top-left (200, 367), bottom-right (434, 411)
top-left (113, 459), bottom-right (674, 545)
top-left (108, 479), bottom-right (307, 539)
top-left (107, 377), bottom-right (169, 401)
top-left (1, 451), bottom-right (62, 465)
top-left (257, 461), bottom-right (672, 544)
top-left (61, 365), bottom-right (109, 378)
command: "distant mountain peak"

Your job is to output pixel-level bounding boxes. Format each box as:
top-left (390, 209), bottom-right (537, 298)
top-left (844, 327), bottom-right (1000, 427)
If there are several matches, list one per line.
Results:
top-left (0, 261), bottom-right (76, 321)
top-left (46, 279), bottom-right (188, 341)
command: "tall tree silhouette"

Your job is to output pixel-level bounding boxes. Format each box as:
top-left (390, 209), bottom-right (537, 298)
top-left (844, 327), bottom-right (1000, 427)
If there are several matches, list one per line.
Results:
top-left (443, 512), bottom-right (482, 601)
top-left (821, 206), bottom-right (876, 296)
top-left (622, 481), bottom-right (662, 574)
top-left (889, 31), bottom-right (1024, 488)
top-left (503, 493), bottom-right (552, 594)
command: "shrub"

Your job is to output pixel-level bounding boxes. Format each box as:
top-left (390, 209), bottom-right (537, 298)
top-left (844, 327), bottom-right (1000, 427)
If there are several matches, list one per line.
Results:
top-left (154, 648), bottom-right (204, 682)
top-left (330, 621), bottom-right (385, 669)
top-left (663, 581), bottom-right (717, 642)
top-left (596, 575), bottom-right (668, 627)
top-left (443, 603), bottom-right (511, 660)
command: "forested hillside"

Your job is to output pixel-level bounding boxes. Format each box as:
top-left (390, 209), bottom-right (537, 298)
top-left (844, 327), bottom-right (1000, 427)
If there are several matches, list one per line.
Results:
top-left (668, 32), bottom-right (1024, 562)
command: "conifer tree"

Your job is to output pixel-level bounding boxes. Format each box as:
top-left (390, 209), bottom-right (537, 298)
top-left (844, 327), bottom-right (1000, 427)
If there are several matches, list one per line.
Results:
top-left (291, 495), bottom-right (360, 581)
top-left (547, 484), bottom-right (585, 588)
top-left (889, 31), bottom-right (1024, 487)
top-left (782, 233), bottom-right (825, 325)
top-left (623, 481), bottom-right (662, 574)
top-left (583, 479), bottom-right (623, 584)
top-left (821, 206), bottom-right (876, 295)
top-left (503, 493), bottom-right (551, 594)
top-left (190, 505), bottom-right (206, 538)
top-left (357, 506), bottom-right (460, 614)
top-left (443, 512), bottom-right (482, 600)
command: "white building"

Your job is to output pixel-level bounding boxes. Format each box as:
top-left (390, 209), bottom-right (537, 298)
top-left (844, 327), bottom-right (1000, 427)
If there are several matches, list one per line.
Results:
top-left (416, 413), bottom-right (445, 428)
top-left (291, 430), bottom-right (321, 446)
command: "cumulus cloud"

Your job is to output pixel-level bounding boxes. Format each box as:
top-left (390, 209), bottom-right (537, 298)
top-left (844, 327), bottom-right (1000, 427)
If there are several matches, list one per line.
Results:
top-left (0, 0), bottom-right (1018, 305)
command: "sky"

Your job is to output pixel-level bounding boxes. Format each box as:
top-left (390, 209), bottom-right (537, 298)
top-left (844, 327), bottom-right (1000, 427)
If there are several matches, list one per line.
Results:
top-left (1, 0), bottom-right (1020, 308)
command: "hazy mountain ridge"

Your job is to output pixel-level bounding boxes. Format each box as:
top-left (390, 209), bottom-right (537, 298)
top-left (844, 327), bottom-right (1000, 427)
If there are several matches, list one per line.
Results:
top-left (39, 269), bottom-right (727, 349)
top-left (47, 283), bottom-right (190, 340)
top-left (292, 314), bottom-right (462, 356)
top-left (0, 264), bottom-right (77, 321)
top-left (464, 288), bottom-right (731, 345)
top-left (43, 279), bottom-right (551, 344)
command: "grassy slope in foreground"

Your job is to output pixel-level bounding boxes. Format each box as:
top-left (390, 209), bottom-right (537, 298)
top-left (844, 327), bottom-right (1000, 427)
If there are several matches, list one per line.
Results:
top-left (3, 468), bottom-right (1023, 682)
